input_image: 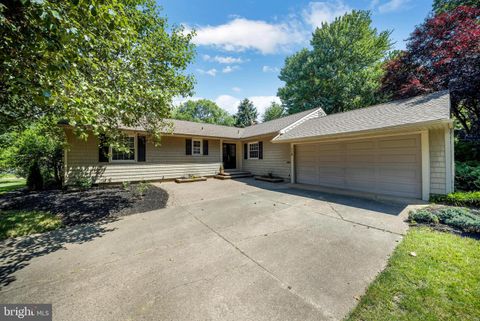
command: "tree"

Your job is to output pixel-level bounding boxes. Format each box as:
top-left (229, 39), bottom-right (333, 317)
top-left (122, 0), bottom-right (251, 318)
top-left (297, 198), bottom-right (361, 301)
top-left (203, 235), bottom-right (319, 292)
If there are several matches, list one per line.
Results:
top-left (0, 0), bottom-right (195, 142)
top-left (235, 99), bottom-right (258, 127)
top-left (379, 6), bottom-right (480, 136)
top-left (0, 122), bottom-right (65, 190)
top-left (172, 99), bottom-right (234, 126)
top-left (262, 102), bottom-right (285, 122)
top-left (278, 10), bottom-right (391, 115)
top-left (433, 0), bottom-right (479, 13)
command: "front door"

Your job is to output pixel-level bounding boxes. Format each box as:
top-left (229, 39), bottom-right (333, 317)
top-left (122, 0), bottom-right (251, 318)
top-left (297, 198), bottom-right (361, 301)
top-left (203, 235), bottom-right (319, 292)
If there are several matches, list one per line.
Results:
top-left (223, 143), bottom-right (236, 169)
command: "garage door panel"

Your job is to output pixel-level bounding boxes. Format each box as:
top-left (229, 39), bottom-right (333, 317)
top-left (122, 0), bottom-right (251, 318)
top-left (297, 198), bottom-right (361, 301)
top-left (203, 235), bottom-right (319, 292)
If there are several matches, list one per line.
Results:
top-left (295, 134), bottom-right (422, 199)
top-left (378, 138), bottom-right (417, 149)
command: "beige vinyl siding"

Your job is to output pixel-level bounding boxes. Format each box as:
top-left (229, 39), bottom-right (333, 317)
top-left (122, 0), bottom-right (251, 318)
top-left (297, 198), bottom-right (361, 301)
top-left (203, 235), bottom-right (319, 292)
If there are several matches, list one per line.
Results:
top-left (429, 127), bottom-right (447, 194)
top-left (241, 136), bottom-right (291, 179)
top-left (65, 130), bottom-right (221, 184)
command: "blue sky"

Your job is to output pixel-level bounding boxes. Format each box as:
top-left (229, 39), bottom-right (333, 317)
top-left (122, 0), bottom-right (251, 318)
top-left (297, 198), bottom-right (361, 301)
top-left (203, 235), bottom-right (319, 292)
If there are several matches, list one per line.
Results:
top-left (160, 0), bottom-right (433, 118)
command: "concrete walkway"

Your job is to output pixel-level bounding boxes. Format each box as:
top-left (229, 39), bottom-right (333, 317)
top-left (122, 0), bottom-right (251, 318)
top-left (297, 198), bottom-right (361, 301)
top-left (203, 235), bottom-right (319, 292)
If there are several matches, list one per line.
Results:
top-left (0, 178), bottom-right (415, 321)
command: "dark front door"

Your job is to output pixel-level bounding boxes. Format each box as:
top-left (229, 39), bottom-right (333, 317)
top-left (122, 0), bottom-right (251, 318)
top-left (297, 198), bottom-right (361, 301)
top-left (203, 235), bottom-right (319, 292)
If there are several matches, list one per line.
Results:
top-left (223, 143), bottom-right (236, 169)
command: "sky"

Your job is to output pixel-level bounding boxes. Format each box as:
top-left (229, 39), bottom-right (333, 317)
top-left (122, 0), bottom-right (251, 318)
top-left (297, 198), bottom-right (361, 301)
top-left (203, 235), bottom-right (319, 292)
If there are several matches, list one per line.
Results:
top-left (160, 0), bottom-right (434, 118)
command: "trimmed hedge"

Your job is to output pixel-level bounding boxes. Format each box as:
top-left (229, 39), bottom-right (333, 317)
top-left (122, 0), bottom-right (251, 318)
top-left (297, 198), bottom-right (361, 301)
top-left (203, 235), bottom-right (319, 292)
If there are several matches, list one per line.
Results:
top-left (430, 191), bottom-right (480, 209)
top-left (409, 207), bottom-right (480, 233)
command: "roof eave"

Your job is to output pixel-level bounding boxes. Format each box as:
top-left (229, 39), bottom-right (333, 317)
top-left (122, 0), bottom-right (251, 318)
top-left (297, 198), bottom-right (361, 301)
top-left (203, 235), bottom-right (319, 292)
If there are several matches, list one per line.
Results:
top-left (271, 118), bottom-right (453, 144)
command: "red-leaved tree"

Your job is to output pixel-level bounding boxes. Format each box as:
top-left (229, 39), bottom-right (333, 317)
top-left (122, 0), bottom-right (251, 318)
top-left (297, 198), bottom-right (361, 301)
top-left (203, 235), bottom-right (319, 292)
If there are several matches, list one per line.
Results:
top-left (380, 6), bottom-right (480, 136)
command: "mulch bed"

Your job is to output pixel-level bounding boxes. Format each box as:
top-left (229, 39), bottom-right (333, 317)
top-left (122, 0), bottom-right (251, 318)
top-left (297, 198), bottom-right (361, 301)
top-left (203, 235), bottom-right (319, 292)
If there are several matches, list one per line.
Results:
top-left (0, 184), bottom-right (169, 227)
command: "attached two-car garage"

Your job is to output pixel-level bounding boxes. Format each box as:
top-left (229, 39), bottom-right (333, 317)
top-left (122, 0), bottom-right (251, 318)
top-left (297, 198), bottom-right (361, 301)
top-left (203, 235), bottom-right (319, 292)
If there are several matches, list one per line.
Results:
top-left (294, 134), bottom-right (422, 199)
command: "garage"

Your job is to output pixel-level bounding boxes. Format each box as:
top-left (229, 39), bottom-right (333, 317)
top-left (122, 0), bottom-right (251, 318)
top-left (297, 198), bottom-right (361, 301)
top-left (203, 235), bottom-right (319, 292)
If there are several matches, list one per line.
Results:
top-left (295, 134), bottom-right (422, 199)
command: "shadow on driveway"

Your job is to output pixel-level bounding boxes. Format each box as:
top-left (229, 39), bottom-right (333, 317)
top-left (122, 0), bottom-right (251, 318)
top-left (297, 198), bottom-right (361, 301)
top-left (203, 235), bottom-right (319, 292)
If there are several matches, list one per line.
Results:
top-left (0, 223), bottom-right (116, 288)
top-left (236, 178), bottom-right (409, 216)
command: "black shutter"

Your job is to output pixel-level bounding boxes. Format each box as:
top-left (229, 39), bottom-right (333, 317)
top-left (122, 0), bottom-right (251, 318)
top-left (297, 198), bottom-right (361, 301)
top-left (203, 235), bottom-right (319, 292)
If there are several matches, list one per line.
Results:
top-left (99, 134), bottom-right (109, 163)
top-left (137, 136), bottom-right (146, 162)
top-left (258, 141), bottom-right (263, 159)
top-left (203, 139), bottom-right (209, 155)
top-left (244, 143), bottom-right (248, 159)
top-left (186, 139), bottom-right (192, 155)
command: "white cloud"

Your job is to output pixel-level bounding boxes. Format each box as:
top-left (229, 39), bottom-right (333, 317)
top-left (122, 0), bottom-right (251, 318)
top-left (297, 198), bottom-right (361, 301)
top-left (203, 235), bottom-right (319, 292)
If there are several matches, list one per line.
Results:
top-left (203, 54), bottom-right (246, 64)
top-left (214, 94), bottom-right (281, 117)
top-left (262, 65), bottom-right (280, 73)
top-left (215, 95), bottom-right (240, 114)
top-left (172, 96), bottom-right (203, 106)
top-left (232, 87), bottom-right (242, 93)
top-left (190, 18), bottom-right (305, 54)
top-left (378, 0), bottom-right (411, 13)
top-left (196, 68), bottom-right (217, 77)
top-left (303, 1), bottom-right (351, 28)
top-left (249, 96), bottom-right (282, 117)
top-left (222, 65), bottom-right (240, 73)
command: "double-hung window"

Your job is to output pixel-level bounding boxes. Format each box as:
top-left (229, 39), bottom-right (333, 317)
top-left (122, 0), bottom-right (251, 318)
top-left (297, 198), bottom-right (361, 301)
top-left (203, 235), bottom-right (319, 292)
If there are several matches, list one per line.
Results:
top-left (192, 139), bottom-right (202, 156)
top-left (248, 142), bottom-right (259, 159)
top-left (111, 136), bottom-right (136, 162)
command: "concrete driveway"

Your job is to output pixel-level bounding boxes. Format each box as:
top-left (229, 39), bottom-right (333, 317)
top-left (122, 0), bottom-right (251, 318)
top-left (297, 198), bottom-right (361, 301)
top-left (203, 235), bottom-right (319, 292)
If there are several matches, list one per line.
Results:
top-left (0, 179), bottom-right (414, 321)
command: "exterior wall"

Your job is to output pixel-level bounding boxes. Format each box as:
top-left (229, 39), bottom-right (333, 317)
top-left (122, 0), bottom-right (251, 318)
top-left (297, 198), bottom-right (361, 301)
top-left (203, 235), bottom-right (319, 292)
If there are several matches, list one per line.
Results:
top-left (429, 127), bottom-right (447, 194)
top-left (241, 136), bottom-right (291, 179)
top-left (65, 130), bottom-right (221, 184)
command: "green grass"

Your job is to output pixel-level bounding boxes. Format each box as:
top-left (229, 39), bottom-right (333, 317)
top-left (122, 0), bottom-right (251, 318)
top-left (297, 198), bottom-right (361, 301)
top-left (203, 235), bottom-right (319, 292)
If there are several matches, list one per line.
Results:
top-left (0, 210), bottom-right (62, 240)
top-left (0, 174), bottom-right (26, 194)
top-left (346, 227), bottom-right (480, 321)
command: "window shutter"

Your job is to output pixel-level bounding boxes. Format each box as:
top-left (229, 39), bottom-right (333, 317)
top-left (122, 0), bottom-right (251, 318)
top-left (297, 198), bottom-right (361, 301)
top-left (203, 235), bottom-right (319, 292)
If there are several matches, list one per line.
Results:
top-left (203, 139), bottom-right (209, 155)
top-left (137, 136), bottom-right (146, 162)
top-left (186, 139), bottom-right (192, 155)
top-left (244, 143), bottom-right (248, 159)
top-left (258, 141), bottom-right (263, 159)
top-left (98, 134), bottom-right (109, 163)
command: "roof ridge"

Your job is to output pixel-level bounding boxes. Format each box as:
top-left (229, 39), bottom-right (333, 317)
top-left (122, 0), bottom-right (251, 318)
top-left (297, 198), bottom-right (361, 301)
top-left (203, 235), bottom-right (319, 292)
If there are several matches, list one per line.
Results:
top-left (317, 90), bottom-right (449, 120)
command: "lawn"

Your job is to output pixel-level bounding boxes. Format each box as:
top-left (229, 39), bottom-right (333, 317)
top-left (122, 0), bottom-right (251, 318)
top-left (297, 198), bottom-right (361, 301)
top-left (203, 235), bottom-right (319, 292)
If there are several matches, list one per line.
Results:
top-left (0, 174), bottom-right (26, 194)
top-left (346, 227), bottom-right (480, 321)
top-left (0, 210), bottom-right (62, 240)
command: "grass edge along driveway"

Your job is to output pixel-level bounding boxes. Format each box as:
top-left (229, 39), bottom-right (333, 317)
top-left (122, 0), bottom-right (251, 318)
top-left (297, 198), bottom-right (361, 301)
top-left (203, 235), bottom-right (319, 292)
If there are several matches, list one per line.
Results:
top-left (346, 227), bottom-right (480, 321)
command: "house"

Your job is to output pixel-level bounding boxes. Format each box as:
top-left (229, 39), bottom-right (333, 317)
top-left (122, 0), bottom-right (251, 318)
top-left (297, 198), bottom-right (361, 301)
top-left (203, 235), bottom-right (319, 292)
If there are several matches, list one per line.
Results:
top-left (64, 91), bottom-right (454, 201)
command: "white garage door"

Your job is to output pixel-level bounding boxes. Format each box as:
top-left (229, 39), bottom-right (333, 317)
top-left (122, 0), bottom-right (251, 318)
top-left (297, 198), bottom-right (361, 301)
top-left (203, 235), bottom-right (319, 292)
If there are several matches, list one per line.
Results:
top-left (295, 134), bottom-right (422, 198)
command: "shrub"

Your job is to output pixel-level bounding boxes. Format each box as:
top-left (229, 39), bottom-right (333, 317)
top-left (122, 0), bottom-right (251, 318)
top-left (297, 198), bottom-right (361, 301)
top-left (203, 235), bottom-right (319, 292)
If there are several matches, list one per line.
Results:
top-left (26, 160), bottom-right (43, 190)
top-left (431, 191), bottom-right (480, 208)
top-left (409, 206), bottom-right (480, 233)
top-left (132, 182), bottom-right (149, 199)
top-left (409, 209), bottom-right (439, 224)
top-left (71, 176), bottom-right (93, 191)
top-left (455, 161), bottom-right (480, 192)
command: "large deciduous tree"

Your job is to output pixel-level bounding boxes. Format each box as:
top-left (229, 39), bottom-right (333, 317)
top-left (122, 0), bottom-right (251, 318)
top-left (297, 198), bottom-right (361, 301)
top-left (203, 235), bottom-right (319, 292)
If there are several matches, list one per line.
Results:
top-left (278, 10), bottom-right (391, 115)
top-left (433, 0), bottom-right (479, 13)
top-left (380, 6), bottom-right (480, 136)
top-left (172, 99), bottom-right (234, 126)
top-left (0, 0), bottom-right (195, 141)
top-left (234, 99), bottom-right (258, 128)
top-left (262, 102), bottom-right (285, 122)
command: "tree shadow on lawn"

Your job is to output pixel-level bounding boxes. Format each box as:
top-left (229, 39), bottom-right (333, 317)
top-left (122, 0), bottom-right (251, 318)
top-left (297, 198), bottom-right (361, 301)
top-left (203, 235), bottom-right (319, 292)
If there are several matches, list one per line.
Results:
top-left (0, 222), bottom-right (116, 288)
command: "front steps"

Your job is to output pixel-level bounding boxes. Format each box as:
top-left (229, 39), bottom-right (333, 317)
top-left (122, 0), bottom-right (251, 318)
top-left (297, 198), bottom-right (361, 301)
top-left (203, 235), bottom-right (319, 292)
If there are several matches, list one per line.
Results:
top-left (214, 170), bottom-right (253, 180)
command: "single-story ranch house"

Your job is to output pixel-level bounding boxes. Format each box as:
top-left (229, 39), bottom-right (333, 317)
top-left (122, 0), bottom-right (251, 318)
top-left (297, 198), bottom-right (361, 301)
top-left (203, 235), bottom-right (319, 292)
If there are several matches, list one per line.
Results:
top-left (64, 91), bottom-right (454, 201)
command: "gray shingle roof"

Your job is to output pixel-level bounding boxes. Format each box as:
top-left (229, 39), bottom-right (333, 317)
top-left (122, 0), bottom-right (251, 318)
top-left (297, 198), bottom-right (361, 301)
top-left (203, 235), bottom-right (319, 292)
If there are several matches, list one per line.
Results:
top-left (120, 108), bottom-right (325, 139)
top-left (273, 91), bottom-right (451, 142)
top-left (241, 108), bottom-right (324, 138)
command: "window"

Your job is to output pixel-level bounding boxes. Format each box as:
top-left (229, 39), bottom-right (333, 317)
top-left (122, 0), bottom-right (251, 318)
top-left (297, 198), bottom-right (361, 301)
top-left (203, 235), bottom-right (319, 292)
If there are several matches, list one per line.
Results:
top-left (192, 139), bottom-right (202, 156)
top-left (111, 136), bottom-right (136, 161)
top-left (248, 142), bottom-right (259, 159)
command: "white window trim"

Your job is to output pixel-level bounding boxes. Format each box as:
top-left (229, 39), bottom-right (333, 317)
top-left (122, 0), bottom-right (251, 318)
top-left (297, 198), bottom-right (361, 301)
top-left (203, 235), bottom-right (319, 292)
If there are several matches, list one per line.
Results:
top-left (192, 139), bottom-right (203, 156)
top-left (248, 141), bottom-right (259, 160)
top-left (110, 134), bottom-right (137, 163)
